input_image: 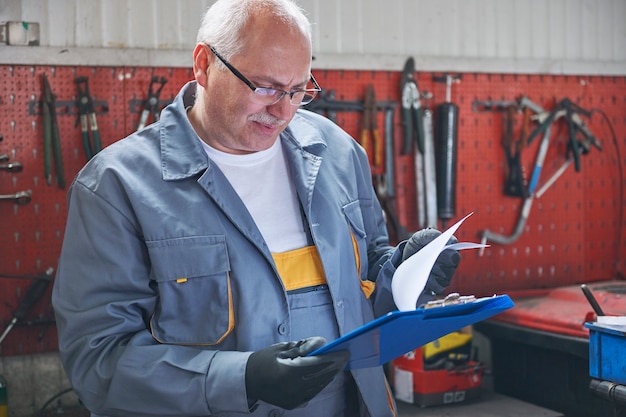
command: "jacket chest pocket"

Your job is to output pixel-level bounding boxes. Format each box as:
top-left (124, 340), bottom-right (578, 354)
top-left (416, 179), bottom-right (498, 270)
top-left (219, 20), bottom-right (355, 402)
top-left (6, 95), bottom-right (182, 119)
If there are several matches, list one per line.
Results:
top-left (343, 200), bottom-right (378, 299)
top-left (343, 201), bottom-right (367, 277)
top-left (146, 235), bottom-right (234, 346)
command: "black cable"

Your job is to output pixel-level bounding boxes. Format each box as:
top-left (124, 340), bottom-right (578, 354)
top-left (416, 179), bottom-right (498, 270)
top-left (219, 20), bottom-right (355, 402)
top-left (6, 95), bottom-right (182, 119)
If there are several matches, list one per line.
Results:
top-left (38, 387), bottom-right (86, 417)
top-left (0, 273), bottom-right (53, 280)
top-left (590, 107), bottom-right (624, 279)
top-left (37, 387), bottom-right (73, 416)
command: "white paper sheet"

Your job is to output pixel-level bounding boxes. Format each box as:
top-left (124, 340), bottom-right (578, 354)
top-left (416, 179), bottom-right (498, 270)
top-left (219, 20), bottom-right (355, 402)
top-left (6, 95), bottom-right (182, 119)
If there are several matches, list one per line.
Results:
top-left (391, 212), bottom-right (489, 311)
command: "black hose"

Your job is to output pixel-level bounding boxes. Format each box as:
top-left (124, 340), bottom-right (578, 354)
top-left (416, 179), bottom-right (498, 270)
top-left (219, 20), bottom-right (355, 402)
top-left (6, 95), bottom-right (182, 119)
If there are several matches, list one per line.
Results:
top-left (590, 108), bottom-right (624, 280)
top-left (38, 387), bottom-right (86, 417)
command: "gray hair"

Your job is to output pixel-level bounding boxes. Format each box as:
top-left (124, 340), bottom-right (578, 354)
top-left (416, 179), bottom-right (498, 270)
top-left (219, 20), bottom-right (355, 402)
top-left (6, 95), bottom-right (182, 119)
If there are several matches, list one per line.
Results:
top-left (196, 0), bottom-right (312, 61)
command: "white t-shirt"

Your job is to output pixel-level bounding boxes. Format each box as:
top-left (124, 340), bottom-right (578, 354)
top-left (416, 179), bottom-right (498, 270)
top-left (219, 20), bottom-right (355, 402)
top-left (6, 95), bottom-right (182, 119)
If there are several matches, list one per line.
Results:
top-left (201, 138), bottom-right (308, 253)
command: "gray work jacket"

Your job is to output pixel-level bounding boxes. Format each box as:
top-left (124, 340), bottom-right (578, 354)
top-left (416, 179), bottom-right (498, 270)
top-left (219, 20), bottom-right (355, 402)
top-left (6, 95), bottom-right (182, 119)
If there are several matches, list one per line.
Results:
top-left (53, 81), bottom-right (402, 417)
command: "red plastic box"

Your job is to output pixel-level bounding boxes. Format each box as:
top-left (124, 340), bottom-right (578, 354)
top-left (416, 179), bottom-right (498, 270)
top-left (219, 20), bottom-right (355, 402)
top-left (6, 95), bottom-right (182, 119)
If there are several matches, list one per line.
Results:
top-left (391, 347), bottom-right (483, 407)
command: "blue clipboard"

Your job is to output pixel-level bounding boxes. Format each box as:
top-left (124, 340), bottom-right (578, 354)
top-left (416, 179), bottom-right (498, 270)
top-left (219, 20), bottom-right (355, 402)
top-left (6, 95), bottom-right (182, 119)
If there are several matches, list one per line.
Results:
top-left (310, 294), bottom-right (514, 370)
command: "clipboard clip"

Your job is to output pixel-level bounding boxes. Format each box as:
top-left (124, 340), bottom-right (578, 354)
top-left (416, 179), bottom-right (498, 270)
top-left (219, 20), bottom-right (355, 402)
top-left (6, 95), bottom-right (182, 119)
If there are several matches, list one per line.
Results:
top-left (423, 293), bottom-right (476, 309)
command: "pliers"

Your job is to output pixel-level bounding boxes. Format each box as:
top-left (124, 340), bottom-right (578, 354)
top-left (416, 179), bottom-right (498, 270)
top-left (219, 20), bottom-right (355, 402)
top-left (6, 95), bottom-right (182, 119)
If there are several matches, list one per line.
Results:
top-left (137, 76), bottom-right (167, 131)
top-left (527, 98), bottom-right (602, 172)
top-left (501, 104), bottom-right (528, 198)
top-left (42, 73), bottom-right (65, 188)
top-left (360, 84), bottom-right (384, 173)
top-left (400, 57), bottom-right (425, 155)
top-left (75, 76), bottom-right (102, 160)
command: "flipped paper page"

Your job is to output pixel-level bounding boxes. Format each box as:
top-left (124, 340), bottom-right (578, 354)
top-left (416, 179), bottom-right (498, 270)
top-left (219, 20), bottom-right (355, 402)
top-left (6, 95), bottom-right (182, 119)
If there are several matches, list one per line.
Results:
top-left (308, 212), bottom-right (514, 370)
top-left (392, 212), bottom-right (488, 311)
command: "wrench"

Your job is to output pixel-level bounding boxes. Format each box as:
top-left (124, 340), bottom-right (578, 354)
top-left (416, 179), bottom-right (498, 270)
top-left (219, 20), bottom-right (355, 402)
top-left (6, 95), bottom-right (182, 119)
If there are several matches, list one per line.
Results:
top-left (0, 162), bottom-right (23, 173)
top-left (0, 190), bottom-right (32, 205)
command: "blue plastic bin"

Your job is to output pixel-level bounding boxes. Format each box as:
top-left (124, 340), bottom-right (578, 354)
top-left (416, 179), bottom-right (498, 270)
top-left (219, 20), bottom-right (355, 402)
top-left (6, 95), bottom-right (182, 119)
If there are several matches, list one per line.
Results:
top-left (585, 322), bottom-right (626, 385)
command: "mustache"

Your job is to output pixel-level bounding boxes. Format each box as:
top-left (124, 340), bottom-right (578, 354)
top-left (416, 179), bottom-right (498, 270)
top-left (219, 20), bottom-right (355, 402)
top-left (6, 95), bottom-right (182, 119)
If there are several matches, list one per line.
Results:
top-left (248, 112), bottom-right (287, 127)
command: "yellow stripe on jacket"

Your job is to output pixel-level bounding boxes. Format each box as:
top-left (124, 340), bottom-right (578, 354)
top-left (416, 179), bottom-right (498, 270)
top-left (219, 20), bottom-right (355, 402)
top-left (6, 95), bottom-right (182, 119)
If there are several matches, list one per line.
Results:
top-left (272, 246), bottom-right (327, 291)
top-left (272, 236), bottom-right (375, 298)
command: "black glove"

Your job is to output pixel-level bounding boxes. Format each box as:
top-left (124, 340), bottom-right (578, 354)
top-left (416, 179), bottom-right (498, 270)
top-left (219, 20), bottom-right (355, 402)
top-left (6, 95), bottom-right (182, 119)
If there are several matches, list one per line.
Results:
top-left (245, 336), bottom-right (350, 410)
top-left (402, 228), bottom-right (461, 295)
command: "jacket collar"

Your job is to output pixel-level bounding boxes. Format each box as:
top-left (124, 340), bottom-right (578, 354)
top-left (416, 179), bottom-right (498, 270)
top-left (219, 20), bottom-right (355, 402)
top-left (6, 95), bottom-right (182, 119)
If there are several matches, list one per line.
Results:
top-left (158, 81), bottom-right (328, 181)
top-left (284, 109), bottom-right (328, 152)
top-left (159, 82), bottom-right (209, 181)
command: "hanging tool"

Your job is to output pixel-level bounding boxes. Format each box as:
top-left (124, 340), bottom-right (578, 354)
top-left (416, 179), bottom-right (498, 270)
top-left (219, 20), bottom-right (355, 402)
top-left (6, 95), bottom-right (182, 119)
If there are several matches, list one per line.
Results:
top-left (358, 86), bottom-right (392, 226)
top-left (480, 97), bottom-right (602, 251)
top-left (359, 84), bottom-right (384, 175)
top-left (400, 57), bottom-right (425, 156)
top-left (480, 98), bottom-right (548, 249)
top-left (401, 58), bottom-right (435, 229)
top-left (433, 74), bottom-right (461, 229)
top-left (303, 89), bottom-right (396, 124)
top-left (383, 108), bottom-right (396, 204)
top-left (0, 135), bottom-right (22, 173)
top-left (0, 190), bottom-right (32, 205)
top-left (528, 98), bottom-right (602, 171)
top-left (75, 76), bottom-right (102, 160)
top-left (378, 106), bottom-right (410, 244)
top-left (137, 76), bottom-right (167, 131)
top-left (481, 128), bottom-right (552, 248)
top-left (364, 87), bottom-right (407, 241)
top-left (502, 105), bottom-right (528, 197)
top-left (0, 162), bottom-right (22, 173)
top-left (472, 96), bottom-right (545, 116)
top-left (0, 133), bottom-right (30, 205)
top-left (472, 99), bottom-right (519, 112)
top-left (420, 95), bottom-right (438, 228)
top-left (472, 96), bottom-right (543, 198)
top-left (0, 267), bottom-right (54, 346)
top-left (42, 73), bottom-right (66, 188)
top-left (303, 89), bottom-right (341, 123)
top-left (380, 106), bottom-right (401, 240)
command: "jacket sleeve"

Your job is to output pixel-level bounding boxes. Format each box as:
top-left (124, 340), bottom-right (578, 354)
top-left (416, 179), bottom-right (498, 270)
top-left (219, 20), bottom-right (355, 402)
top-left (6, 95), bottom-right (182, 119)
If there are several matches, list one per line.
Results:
top-left (52, 179), bottom-right (252, 416)
top-left (363, 189), bottom-right (433, 316)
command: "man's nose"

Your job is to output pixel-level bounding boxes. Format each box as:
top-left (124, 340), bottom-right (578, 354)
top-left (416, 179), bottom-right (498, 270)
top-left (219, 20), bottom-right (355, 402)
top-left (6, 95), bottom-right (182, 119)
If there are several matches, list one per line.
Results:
top-left (268, 93), bottom-right (295, 119)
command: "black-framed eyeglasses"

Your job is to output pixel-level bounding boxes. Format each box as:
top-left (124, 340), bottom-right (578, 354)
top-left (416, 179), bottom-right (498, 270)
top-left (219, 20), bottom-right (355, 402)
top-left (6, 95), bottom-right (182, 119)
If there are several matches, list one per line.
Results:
top-left (206, 43), bottom-right (321, 106)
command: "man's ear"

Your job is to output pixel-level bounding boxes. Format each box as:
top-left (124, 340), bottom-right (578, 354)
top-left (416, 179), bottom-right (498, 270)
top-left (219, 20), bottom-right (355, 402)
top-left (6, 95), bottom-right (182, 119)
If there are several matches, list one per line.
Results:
top-left (193, 43), bottom-right (211, 87)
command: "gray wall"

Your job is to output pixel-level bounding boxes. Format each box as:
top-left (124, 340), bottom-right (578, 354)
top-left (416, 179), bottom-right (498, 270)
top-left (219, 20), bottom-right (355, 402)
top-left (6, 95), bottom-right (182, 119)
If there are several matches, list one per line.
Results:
top-left (1, 0), bottom-right (625, 74)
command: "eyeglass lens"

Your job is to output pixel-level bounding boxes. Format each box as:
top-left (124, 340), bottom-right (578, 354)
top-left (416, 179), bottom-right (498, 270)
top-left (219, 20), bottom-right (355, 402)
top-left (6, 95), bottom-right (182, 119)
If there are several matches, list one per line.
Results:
top-left (206, 43), bottom-right (319, 106)
top-left (252, 85), bottom-right (318, 106)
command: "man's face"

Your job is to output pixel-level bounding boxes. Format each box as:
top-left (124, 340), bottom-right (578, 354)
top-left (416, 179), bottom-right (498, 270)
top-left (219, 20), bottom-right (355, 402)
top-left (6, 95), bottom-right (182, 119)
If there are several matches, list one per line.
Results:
top-left (200, 17), bottom-right (312, 154)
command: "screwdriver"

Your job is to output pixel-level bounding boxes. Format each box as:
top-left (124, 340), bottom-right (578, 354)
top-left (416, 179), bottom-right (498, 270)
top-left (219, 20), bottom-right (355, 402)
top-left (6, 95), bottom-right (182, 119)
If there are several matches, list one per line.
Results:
top-left (0, 267), bottom-right (54, 346)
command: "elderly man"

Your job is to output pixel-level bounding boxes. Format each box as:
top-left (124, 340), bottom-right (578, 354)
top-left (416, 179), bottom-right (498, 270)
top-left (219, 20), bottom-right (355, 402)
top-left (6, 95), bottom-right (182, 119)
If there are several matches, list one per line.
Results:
top-left (53, 0), bottom-right (459, 416)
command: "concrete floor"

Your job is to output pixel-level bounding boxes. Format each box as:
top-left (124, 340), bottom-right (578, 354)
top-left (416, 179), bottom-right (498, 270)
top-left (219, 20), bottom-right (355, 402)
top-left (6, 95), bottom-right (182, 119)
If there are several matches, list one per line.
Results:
top-left (393, 367), bottom-right (565, 417)
top-left (397, 389), bottom-right (564, 417)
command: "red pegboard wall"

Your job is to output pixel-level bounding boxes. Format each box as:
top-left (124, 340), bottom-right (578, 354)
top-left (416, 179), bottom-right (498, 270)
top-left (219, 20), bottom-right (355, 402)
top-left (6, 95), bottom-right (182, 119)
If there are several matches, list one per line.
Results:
top-left (0, 64), bottom-right (624, 356)
top-left (314, 70), bottom-right (625, 295)
top-left (0, 65), bottom-right (193, 356)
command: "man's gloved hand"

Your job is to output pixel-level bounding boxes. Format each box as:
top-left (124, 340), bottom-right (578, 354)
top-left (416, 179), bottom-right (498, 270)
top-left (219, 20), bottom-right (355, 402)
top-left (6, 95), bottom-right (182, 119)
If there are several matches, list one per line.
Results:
top-left (245, 336), bottom-right (350, 410)
top-left (402, 228), bottom-right (461, 296)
